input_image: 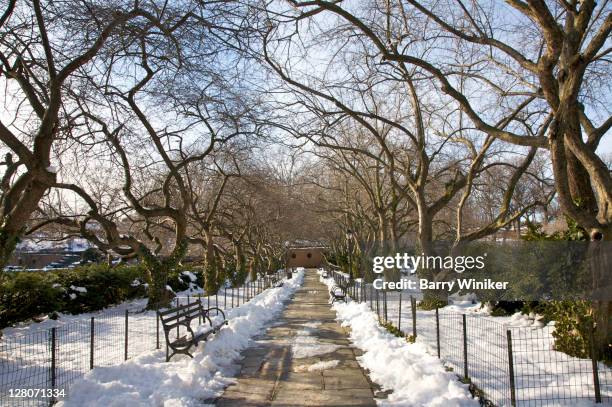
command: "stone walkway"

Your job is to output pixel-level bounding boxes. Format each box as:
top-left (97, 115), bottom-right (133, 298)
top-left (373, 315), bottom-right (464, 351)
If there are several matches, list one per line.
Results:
top-left (214, 270), bottom-right (379, 407)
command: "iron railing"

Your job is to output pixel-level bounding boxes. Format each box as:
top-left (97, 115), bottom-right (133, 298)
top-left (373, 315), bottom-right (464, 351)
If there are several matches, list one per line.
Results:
top-left (0, 271), bottom-right (284, 406)
top-left (329, 270), bottom-right (611, 407)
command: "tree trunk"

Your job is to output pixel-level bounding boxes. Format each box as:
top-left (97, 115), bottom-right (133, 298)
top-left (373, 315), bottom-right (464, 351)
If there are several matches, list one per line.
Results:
top-left (565, 145), bottom-right (598, 214)
top-left (143, 241), bottom-right (186, 310)
top-left (0, 229), bottom-right (20, 276)
top-left (145, 262), bottom-right (173, 310)
top-left (588, 237), bottom-right (612, 360)
top-left (0, 175), bottom-right (53, 270)
top-left (235, 241), bottom-right (247, 285)
top-left (203, 228), bottom-right (220, 294)
top-left (417, 207), bottom-right (446, 308)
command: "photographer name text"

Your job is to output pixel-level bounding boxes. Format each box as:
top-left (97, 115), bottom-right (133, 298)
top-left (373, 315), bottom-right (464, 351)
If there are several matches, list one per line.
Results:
top-left (372, 278), bottom-right (508, 291)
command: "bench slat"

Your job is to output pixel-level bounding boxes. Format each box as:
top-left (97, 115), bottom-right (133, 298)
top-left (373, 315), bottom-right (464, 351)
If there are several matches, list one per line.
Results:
top-left (160, 307), bottom-right (204, 325)
top-left (158, 300), bottom-right (203, 317)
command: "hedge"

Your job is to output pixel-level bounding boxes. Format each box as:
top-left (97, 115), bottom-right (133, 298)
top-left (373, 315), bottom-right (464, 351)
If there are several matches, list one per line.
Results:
top-left (0, 263), bottom-right (205, 329)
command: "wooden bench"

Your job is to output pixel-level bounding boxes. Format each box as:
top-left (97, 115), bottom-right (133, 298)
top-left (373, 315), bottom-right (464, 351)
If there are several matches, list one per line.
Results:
top-left (268, 274), bottom-right (283, 287)
top-left (157, 299), bottom-right (228, 361)
top-left (329, 284), bottom-right (347, 303)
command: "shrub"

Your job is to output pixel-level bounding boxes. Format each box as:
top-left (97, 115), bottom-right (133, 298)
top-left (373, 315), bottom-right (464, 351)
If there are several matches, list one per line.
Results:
top-left (169, 265), bottom-right (204, 292)
top-left (55, 264), bottom-right (147, 314)
top-left (546, 300), bottom-right (594, 359)
top-left (0, 262), bottom-right (208, 329)
top-left (418, 298), bottom-right (446, 311)
top-left (0, 272), bottom-right (63, 328)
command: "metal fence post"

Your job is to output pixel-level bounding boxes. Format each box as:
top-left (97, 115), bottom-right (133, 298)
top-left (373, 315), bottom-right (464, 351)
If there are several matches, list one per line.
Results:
top-left (124, 309), bottom-right (129, 361)
top-left (383, 290), bottom-right (388, 322)
top-left (435, 307), bottom-right (440, 358)
top-left (156, 310), bottom-right (160, 350)
top-left (50, 327), bottom-right (57, 406)
top-left (589, 325), bottom-right (602, 403)
top-left (411, 296), bottom-right (417, 339)
top-left (176, 298), bottom-right (179, 339)
top-left (362, 282), bottom-right (366, 304)
top-left (90, 317), bottom-right (94, 370)
top-left (506, 330), bottom-right (516, 406)
top-left (462, 314), bottom-right (468, 381)
top-left (398, 292), bottom-right (402, 331)
top-left (375, 289), bottom-right (380, 321)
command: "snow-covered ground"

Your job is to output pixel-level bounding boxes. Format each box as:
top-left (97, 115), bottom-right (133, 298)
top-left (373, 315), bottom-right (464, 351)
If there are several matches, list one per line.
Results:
top-left (0, 272), bottom-right (290, 407)
top-left (380, 289), bottom-right (611, 406)
top-left (319, 272), bottom-right (478, 406)
top-left (50, 269), bottom-right (303, 407)
top-left (326, 271), bottom-right (611, 406)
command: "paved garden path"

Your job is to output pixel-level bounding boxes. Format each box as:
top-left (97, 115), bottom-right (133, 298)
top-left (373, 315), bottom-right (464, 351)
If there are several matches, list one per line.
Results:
top-left (214, 270), bottom-right (379, 407)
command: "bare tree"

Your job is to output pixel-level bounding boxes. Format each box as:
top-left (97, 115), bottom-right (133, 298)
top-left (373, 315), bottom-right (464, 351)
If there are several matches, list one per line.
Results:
top-left (267, 0), bottom-right (611, 354)
top-left (0, 0), bottom-right (184, 269)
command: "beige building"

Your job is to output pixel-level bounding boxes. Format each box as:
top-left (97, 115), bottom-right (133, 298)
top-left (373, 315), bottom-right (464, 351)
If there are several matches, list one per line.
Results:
top-left (287, 246), bottom-right (325, 268)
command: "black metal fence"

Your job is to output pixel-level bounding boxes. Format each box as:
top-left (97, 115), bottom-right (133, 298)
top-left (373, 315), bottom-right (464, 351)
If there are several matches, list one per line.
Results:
top-left (0, 271), bottom-right (284, 406)
top-left (329, 270), bottom-right (611, 406)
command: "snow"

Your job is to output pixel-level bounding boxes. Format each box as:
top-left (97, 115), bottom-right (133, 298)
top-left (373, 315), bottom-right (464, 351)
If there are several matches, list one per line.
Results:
top-left (330, 273), bottom-right (611, 406)
top-left (320, 276), bottom-right (477, 407)
top-left (70, 285), bottom-right (87, 293)
top-left (295, 359), bottom-right (340, 372)
top-left (180, 271), bottom-right (197, 283)
top-left (54, 270), bottom-right (304, 407)
top-left (46, 166), bottom-right (57, 173)
top-left (0, 272), bottom-right (287, 407)
top-left (291, 321), bottom-right (342, 359)
top-left (306, 360), bottom-right (339, 371)
top-left (14, 236), bottom-right (92, 253)
top-left (447, 291), bottom-right (478, 305)
top-left (377, 291), bottom-right (611, 405)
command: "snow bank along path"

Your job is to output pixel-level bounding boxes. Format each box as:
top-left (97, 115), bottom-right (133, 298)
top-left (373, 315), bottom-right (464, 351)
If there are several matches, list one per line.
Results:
top-left (55, 269), bottom-right (305, 407)
top-left (320, 273), bottom-right (477, 407)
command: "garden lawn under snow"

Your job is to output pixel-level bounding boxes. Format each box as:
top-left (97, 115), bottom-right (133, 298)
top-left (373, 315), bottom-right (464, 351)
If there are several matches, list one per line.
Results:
top-left (324, 272), bottom-right (610, 406)
top-left (320, 274), bottom-right (477, 407)
top-left (53, 270), bottom-right (304, 407)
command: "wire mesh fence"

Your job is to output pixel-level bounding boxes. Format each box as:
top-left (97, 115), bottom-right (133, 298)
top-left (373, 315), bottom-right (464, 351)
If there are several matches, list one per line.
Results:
top-left (0, 271), bottom-right (284, 406)
top-left (329, 270), bottom-right (611, 406)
